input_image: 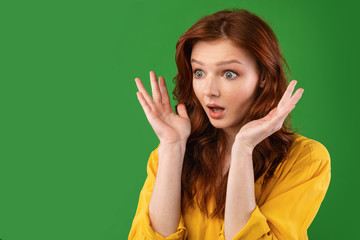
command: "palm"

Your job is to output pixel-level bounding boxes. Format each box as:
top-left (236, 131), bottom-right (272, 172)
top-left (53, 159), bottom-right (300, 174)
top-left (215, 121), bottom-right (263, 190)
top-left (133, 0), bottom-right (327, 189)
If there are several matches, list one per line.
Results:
top-left (236, 80), bottom-right (304, 149)
top-left (135, 71), bottom-right (191, 144)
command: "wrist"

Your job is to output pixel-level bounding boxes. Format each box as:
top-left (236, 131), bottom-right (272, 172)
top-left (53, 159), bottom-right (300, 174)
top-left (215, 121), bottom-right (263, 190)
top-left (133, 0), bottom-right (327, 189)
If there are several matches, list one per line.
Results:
top-left (159, 140), bottom-right (187, 156)
top-left (232, 138), bottom-right (254, 155)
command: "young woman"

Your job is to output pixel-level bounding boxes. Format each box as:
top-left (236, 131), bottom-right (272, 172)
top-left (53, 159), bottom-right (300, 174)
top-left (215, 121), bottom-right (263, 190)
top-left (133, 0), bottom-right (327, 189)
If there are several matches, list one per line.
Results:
top-left (128, 9), bottom-right (331, 240)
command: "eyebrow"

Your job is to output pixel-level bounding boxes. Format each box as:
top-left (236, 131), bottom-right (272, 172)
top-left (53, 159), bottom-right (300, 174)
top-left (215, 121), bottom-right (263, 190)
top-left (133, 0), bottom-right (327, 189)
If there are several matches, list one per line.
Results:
top-left (191, 59), bottom-right (243, 66)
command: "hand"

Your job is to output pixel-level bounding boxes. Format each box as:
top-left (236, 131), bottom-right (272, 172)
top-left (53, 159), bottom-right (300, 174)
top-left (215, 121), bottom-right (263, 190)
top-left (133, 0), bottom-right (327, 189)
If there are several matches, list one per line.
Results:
top-left (135, 71), bottom-right (191, 144)
top-left (235, 80), bottom-right (304, 150)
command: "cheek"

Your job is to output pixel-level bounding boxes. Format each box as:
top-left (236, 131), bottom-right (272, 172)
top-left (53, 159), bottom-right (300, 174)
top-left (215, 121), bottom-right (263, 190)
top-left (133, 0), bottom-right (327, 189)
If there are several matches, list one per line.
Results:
top-left (226, 88), bottom-right (254, 108)
top-left (192, 81), bottom-right (202, 99)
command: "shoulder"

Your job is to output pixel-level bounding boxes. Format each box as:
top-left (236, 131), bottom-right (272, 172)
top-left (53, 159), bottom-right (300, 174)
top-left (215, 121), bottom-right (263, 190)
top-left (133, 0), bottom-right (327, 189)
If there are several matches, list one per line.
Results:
top-left (273, 133), bottom-right (331, 177)
top-left (289, 133), bottom-right (330, 164)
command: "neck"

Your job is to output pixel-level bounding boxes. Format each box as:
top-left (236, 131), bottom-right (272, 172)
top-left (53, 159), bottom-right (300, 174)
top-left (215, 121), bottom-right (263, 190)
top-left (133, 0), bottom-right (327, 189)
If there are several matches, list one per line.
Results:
top-left (221, 127), bottom-right (238, 155)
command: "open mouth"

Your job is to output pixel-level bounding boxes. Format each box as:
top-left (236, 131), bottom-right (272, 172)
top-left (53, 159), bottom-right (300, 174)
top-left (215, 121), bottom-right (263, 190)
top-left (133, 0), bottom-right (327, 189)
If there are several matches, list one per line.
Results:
top-left (208, 107), bottom-right (225, 113)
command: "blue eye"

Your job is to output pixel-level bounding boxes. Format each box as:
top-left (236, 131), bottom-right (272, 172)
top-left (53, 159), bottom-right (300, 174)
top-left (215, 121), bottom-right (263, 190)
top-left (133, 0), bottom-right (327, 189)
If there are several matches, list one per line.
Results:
top-left (224, 70), bottom-right (238, 79)
top-left (193, 69), bottom-right (204, 78)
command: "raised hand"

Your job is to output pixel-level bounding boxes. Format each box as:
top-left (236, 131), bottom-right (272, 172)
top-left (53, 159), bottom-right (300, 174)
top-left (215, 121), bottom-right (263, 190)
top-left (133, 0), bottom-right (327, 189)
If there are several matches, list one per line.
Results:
top-left (235, 80), bottom-right (304, 149)
top-left (135, 71), bottom-right (191, 144)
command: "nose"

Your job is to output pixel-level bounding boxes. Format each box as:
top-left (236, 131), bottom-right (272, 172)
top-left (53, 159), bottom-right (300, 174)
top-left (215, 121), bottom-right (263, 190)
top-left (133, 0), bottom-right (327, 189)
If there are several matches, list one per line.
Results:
top-left (203, 75), bottom-right (220, 97)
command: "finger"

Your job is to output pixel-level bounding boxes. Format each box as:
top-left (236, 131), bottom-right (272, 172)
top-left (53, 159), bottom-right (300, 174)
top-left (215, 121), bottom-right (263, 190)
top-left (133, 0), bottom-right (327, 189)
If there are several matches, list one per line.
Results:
top-left (278, 80), bottom-right (297, 109)
top-left (278, 88), bottom-right (303, 119)
top-left (177, 103), bottom-right (189, 119)
top-left (150, 71), bottom-right (162, 103)
top-left (136, 91), bottom-right (151, 115)
top-left (276, 104), bottom-right (296, 126)
top-left (289, 88), bottom-right (304, 106)
top-left (277, 91), bottom-right (301, 122)
top-left (263, 107), bottom-right (277, 121)
top-left (159, 76), bottom-right (171, 106)
top-left (135, 77), bottom-right (154, 109)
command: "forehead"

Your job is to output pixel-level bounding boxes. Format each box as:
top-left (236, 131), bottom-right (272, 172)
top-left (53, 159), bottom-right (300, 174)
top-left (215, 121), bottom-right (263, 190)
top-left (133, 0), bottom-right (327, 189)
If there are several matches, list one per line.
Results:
top-left (190, 39), bottom-right (254, 65)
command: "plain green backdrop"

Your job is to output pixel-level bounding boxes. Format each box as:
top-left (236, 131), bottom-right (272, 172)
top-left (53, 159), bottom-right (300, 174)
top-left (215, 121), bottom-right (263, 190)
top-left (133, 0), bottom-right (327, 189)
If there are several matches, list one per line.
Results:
top-left (1, 0), bottom-right (359, 239)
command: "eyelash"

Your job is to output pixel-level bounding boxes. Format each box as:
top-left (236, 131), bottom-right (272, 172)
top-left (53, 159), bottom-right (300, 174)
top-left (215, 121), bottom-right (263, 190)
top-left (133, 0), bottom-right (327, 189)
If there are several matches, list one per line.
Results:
top-left (192, 69), bottom-right (239, 79)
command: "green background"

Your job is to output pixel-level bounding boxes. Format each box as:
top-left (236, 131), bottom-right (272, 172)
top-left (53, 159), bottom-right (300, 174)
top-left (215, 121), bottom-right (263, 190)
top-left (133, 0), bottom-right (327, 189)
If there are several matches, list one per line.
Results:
top-left (1, 0), bottom-right (359, 239)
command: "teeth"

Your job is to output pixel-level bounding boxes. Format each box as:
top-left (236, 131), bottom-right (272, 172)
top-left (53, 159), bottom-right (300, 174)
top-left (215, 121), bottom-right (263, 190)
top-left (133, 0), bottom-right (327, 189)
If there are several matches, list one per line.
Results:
top-left (213, 108), bottom-right (223, 113)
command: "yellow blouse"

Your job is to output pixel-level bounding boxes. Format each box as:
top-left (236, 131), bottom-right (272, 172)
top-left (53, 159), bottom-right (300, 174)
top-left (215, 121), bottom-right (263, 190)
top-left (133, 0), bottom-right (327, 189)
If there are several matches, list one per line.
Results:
top-left (128, 133), bottom-right (331, 240)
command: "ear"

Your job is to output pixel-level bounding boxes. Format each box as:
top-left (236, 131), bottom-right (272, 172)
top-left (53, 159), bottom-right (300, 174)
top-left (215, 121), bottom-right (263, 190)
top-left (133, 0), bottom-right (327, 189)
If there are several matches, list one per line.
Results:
top-left (260, 79), bottom-right (266, 88)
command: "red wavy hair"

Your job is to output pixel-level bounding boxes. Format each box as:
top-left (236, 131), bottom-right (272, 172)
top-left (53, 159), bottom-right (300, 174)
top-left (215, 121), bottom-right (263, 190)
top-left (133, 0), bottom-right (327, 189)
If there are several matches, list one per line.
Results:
top-left (172, 8), bottom-right (296, 219)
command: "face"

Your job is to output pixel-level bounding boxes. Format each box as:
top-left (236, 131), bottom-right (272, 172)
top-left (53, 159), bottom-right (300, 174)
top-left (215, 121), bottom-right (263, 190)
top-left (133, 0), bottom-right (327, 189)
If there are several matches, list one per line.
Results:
top-left (191, 38), bottom-right (263, 137)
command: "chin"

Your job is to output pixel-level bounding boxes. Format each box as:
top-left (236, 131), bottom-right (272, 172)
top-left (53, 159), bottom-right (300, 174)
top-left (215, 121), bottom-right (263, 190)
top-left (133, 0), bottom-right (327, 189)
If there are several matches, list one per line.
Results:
top-left (208, 119), bottom-right (229, 129)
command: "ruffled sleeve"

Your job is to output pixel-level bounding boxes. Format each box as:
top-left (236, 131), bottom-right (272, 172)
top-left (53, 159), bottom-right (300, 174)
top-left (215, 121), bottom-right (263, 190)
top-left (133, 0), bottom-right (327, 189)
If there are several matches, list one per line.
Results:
top-left (128, 144), bottom-right (188, 240)
top-left (219, 139), bottom-right (331, 240)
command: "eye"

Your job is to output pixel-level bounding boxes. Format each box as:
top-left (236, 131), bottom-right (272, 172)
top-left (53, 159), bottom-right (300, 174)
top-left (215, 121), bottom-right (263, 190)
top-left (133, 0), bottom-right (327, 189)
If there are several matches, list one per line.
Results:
top-left (193, 69), bottom-right (204, 79)
top-left (224, 70), bottom-right (238, 79)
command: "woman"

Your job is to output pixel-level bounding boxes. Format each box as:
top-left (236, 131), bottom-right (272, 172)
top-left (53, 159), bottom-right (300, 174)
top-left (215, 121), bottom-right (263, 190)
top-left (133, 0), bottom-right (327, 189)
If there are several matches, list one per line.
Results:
top-left (129, 8), bottom-right (331, 240)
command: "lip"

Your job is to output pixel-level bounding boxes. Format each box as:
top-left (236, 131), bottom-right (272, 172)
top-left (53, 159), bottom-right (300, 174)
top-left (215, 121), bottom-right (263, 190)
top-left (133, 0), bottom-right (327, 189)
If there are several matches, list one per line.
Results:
top-left (206, 103), bottom-right (224, 108)
top-left (206, 103), bottom-right (225, 119)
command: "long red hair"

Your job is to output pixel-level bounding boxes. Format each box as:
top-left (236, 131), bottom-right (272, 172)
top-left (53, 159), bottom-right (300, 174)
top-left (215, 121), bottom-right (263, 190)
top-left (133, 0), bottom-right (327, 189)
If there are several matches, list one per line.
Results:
top-left (172, 8), bottom-right (295, 219)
